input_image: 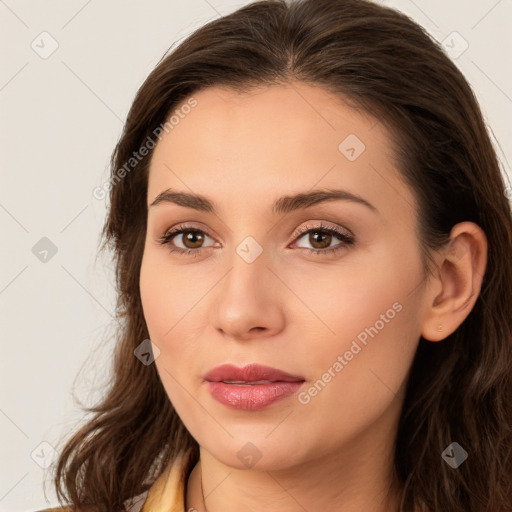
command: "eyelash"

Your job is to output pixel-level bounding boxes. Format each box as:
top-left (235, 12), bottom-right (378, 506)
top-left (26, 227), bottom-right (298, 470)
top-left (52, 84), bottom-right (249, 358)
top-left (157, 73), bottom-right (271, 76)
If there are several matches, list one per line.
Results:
top-left (156, 222), bottom-right (355, 257)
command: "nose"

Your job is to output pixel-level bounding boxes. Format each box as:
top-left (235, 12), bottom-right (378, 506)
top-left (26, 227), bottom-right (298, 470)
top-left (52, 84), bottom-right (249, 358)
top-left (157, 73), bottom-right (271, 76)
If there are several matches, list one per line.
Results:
top-left (211, 248), bottom-right (286, 341)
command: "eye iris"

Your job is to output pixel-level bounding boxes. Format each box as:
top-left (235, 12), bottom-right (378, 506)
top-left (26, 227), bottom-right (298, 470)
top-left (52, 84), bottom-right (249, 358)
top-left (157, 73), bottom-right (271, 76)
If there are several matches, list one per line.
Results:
top-left (183, 231), bottom-right (204, 249)
top-left (310, 231), bottom-right (331, 249)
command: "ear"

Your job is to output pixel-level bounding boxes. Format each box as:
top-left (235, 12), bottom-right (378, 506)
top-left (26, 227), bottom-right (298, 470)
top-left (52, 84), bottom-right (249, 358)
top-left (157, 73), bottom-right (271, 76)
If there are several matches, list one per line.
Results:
top-left (421, 221), bottom-right (488, 342)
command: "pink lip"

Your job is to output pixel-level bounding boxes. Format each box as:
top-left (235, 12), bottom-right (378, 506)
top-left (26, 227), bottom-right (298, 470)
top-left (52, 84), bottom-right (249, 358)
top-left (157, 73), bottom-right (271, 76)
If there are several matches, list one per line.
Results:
top-left (204, 364), bottom-right (305, 410)
top-left (204, 363), bottom-right (305, 383)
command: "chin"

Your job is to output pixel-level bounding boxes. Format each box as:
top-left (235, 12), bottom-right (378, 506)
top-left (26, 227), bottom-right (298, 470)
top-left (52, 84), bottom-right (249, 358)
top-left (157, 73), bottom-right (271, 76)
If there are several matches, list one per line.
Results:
top-left (200, 434), bottom-right (310, 472)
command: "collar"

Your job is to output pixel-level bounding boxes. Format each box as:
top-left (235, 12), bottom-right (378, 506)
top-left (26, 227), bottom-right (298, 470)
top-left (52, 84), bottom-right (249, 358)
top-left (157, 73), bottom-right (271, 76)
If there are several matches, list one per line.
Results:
top-left (140, 454), bottom-right (189, 512)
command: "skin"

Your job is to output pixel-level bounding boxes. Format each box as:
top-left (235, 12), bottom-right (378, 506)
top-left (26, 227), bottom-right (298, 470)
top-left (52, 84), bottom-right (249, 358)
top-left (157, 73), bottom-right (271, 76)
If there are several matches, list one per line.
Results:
top-left (139, 81), bottom-right (487, 512)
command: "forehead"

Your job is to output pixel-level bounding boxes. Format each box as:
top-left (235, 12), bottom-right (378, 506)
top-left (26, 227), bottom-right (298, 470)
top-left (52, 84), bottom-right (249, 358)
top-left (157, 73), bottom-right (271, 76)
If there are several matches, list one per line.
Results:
top-left (161, 82), bottom-right (384, 159)
top-left (147, 82), bottom-right (416, 221)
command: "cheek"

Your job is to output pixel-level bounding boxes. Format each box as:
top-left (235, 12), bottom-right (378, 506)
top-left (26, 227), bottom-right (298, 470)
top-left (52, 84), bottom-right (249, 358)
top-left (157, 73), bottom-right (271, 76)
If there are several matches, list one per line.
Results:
top-left (140, 260), bottom-right (201, 418)
top-left (140, 251), bottom-right (163, 330)
top-left (139, 251), bottom-right (207, 382)
top-left (289, 241), bottom-right (421, 347)
top-left (293, 244), bottom-right (423, 409)
top-left (139, 250), bottom-right (199, 342)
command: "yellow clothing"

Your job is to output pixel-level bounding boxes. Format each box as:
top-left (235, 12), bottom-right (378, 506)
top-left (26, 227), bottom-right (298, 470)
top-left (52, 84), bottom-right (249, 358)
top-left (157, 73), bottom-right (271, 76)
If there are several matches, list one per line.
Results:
top-left (37, 455), bottom-right (189, 512)
top-left (140, 454), bottom-right (188, 512)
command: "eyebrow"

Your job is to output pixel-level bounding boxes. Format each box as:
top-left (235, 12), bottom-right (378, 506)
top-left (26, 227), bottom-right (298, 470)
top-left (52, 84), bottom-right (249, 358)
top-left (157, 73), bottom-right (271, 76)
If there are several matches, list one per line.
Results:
top-left (149, 188), bottom-right (378, 215)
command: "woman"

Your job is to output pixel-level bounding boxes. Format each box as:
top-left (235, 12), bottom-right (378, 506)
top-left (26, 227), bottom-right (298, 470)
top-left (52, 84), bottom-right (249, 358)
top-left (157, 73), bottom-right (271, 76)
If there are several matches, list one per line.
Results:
top-left (44, 0), bottom-right (512, 510)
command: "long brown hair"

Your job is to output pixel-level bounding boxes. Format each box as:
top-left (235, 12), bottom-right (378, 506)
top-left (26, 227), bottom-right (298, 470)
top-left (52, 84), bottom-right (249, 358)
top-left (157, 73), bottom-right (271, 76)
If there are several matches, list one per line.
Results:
top-left (51, 0), bottom-right (512, 510)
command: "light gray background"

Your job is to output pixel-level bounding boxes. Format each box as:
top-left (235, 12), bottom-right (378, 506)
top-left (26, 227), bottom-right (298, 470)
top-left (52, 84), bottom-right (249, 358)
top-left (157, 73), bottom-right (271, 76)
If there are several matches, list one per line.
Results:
top-left (1, 0), bottom-right (511, 510)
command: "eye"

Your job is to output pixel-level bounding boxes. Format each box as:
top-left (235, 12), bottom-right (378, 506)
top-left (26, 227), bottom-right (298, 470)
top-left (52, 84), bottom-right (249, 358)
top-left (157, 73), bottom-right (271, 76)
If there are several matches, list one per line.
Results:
top-left (290, 222), bottom-right (355, 255)
top-left (157, 224), bottom-right (219, 257)
top-left (157, 222), bottom-right (354, 257)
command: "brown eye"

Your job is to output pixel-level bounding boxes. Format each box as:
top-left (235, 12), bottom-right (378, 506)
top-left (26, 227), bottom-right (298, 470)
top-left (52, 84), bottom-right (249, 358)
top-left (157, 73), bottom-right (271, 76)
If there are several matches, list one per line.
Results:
top-left (181, 230), bottom-right (205, 249)
top-left (292, 223), bottom-right (355, 255)
top-left (158, 226), bottom-right (216, 254)
top-left (307, 231), bottom-right (332, 249)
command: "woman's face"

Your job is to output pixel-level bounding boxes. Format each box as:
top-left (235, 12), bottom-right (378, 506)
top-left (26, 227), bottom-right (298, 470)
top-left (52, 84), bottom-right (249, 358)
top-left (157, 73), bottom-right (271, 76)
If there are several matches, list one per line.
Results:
top-left (140, 82), bottom-right (429, 471)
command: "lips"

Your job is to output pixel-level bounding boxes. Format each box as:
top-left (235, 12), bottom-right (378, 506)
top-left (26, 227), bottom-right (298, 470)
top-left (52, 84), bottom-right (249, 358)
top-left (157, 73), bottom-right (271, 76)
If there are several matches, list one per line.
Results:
top-left (203, 363), bottom-right (305, 384)
top-left (203, 364), bottom-right (305, 410)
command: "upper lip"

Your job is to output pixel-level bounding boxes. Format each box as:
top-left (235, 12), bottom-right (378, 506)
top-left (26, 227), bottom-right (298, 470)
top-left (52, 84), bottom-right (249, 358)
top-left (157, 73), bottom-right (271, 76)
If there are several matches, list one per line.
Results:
top-left (204, 364), bottom-right (305, 383)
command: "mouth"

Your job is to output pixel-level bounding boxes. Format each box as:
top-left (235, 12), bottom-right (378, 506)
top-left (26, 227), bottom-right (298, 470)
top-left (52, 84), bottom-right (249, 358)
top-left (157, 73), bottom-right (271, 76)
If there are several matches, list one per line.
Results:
top-left (204, 363), bottom-right (305, 383)
top-left (219, 380), bottom-right (279, 385)
top-left (203, 364), bottom-right (305, 410)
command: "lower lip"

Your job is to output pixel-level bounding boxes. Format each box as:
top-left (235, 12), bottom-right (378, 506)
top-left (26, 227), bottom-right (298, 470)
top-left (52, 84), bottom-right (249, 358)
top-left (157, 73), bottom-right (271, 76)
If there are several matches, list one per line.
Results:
top-left (205, 381), bottom-right (305, 410)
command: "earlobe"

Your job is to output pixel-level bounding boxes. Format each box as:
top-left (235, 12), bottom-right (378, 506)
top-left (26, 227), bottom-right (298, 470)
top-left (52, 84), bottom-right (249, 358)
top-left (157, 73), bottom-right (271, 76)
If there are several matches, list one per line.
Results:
top-left (421, 222), bottom-right (488, 342)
